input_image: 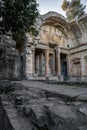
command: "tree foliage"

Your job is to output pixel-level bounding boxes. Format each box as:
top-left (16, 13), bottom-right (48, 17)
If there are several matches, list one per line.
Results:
top-left (0, 0), bottom-right (39, 41)
top-left (61, 0), bottom-right (86, 21)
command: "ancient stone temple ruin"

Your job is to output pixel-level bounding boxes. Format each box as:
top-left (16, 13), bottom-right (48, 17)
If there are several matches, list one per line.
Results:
top-left (0, 12), bottom-right (87, 81)
top-left (19, 11), bottom-right (87, 81)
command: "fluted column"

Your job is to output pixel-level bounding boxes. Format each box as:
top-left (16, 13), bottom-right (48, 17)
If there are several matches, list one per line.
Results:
top-left (45, 50), bottom-right (49, 78)
top-left (53, 52), bottom-right (55, 76)
top-left (56, 47), bottom-right (61, 80)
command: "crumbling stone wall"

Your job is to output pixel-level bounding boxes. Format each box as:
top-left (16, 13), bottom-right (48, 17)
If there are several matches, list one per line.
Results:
top-left (0, 35), bottom-right (19, 79)
top-left (0, 97), bottom-right (14, 130)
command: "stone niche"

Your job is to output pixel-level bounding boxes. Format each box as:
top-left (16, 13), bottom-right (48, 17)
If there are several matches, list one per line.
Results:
top-left (0, 35), bottom-right (19, 79)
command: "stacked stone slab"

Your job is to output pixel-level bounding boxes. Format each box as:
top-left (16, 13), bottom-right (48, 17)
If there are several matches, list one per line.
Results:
top-left (0, 35), bottom-right (19, 79)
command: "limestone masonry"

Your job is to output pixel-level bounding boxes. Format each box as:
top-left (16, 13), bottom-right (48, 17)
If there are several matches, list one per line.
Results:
top-left (20, 11), bottom-right (87, 81)
top-left (0, 11), bottom-right (87, 82)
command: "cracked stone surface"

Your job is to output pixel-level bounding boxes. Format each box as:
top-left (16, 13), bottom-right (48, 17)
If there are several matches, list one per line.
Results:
top-left (79, 108), bottom-right (87, 116)
top-left (77, 94), bottom-right (87, 102)
top-left (0, 80), bottom-right (87, 130)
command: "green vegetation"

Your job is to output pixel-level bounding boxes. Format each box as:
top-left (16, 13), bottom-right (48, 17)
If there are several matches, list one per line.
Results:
top-left (62, 0), bottom-right (86, 21)
top-left (0, 0), bottom-right (39, 44)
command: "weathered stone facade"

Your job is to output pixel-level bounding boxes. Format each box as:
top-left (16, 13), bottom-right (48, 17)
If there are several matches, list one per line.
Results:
top-left (19, 11), bottom-right (87, 81)
top-left (0, 35), bottom-right (19, 79)
top-left (0, 97), bottom-right (14, 130)
top-left (1, 12), bottom-right (87, 82)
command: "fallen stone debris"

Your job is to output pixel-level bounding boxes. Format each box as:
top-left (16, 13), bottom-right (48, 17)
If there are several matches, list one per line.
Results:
top-left (0, 80), bottom-right (87, 130)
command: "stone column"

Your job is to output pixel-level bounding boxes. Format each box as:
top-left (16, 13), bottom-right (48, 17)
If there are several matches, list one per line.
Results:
top-left (36, 55), bottom-right (39, 76)
top-left (41, 52), bottom-right (44, 76)
top-left (25, 45), bottom-right (34, 79)
top-left (53, 52), bottom-right (55, 76)
top-left (56, 47), bottom-right (61, 81)
top-left (32, 46), bottom-right (35, 77)
top-left (45, 50), bottom-right (49, 79)
top-left (81, 55), bottom-right (85, 81)
top-left (67, 54), bottom-right (71, 78)
top-left (14, 59), bottom-right (18, 77)
top-left (14, 50), bottom-right (19, 77)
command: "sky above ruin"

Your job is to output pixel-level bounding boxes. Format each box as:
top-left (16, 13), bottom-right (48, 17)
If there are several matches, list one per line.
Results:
top-left (37, 0), bottom-right (87, 17)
